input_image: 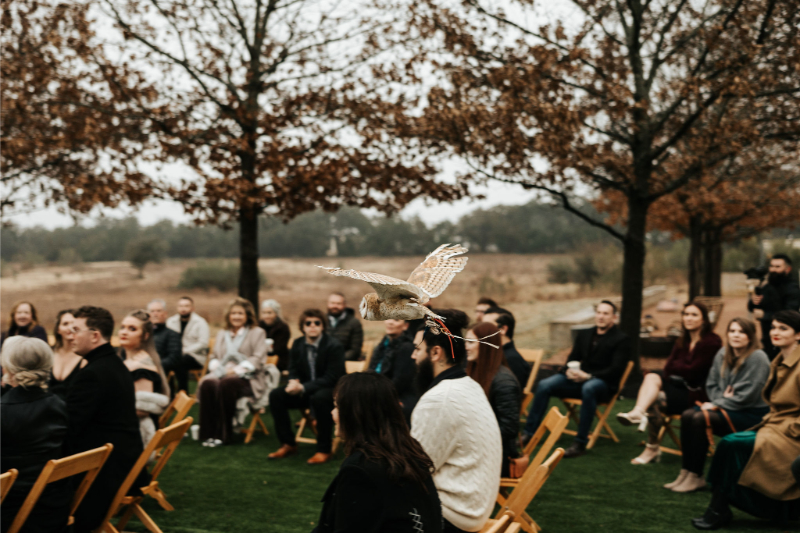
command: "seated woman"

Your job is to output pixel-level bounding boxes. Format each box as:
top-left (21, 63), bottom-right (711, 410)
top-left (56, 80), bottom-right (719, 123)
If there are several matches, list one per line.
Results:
top-left (466, 322), bottom-right (521, 477)
top-left (258, 299), bottom-right (291, 371)
top-left (118, 310), bottom-right (171, 447)
top-left (1, 301), bottom-right (49, 347)
top-left (48, 309), bottom-right (86, 400)
top-left (199, 297), bottom-right (267, 447)
top-left (692, 310), bottom-right (800, 530)
top-left (666, 317), bottom-right (770, 493)
top-left (618, 302), bottom-right (722, 464)
top-left (368, 319), bottom-right (418, 422)
top-left (1, 337), bottom-right (71, 533)
top-left (313, 371), bottom-right (441, 533)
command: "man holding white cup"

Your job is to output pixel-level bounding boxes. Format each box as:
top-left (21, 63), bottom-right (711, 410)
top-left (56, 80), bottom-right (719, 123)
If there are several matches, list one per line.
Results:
top-left (521, 301), bottom-right (630, 458)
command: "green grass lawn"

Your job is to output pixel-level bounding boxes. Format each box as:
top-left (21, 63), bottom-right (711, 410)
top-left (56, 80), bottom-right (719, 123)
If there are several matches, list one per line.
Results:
top-left (126, 397), bottom-right (795, 533)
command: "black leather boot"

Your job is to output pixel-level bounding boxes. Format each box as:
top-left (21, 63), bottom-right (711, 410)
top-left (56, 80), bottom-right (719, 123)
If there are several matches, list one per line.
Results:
top-left (563, 441), bottom-right (587, 458)
top-left (691, 490), bottom-right (733, 530)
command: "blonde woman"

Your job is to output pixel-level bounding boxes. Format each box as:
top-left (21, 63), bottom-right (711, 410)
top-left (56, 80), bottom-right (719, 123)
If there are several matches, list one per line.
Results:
top-left (1, 337), bottom-right (71, 533)
top-left (118, 310), bottom-right (171, 446)
top-left (199, 297), bottom-right (267, 447)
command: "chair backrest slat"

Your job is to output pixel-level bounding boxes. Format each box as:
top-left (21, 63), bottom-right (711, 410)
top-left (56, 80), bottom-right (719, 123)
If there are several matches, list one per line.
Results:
top-left (7, 445), bottom-right (113, 533)
top-left (518, 349), bottom-right (543, 394)
top-left (0, 469), bottom-right (18, 504)
top-left (504, 448), bottom-right (564, 520)
top-left (99, 417), bottom-right (192, 529)
top-left (159, 391), bottom-right (196, 429)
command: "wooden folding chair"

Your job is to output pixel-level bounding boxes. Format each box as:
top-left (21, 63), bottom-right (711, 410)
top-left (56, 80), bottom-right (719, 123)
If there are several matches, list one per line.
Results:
top-left (561, 360), bottom-right (634, 449)
top-left (495, 448), bottom-right (565, 533)
top-left (295, 408), bottom-right (340, 454)
top-left (345, 360), bottom-right (367, 373)
top-left (241, 406), bottom-right (270, 444)
top-left (656, 413), bottom-right (682, 456)
top-left (96, 418), bottom-right (192, 532)
top-left (188, 356), bottom-right (211, 398)
top-left (158, 390), bottom-right (196, 429)
top-left (1, 469), bottom-right (18, 504)
top-left (7, 444), bottom-right (113, 533)
top-left (480, 510), bottom-right (522, 533)
top-left (517, 349), bottom-right (544, 420)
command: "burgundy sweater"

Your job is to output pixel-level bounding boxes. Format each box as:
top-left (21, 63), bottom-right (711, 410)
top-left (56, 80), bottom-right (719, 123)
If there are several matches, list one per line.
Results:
top-left (663, 332), bottom-right (722, 404)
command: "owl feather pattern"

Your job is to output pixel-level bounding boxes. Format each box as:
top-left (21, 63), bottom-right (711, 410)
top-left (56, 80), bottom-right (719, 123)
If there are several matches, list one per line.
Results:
top-left (316, 244), bottom-right (468, 322)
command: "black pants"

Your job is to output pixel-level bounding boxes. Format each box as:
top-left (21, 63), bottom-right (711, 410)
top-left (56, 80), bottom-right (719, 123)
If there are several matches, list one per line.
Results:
top-left (269, 387), bottom-right (335, 453)
top-left (792, 455), bottom-right (800, 485)
top-left (163, 354), bottom-right (203, 394)
top-left (442, 519), bottom-right (469, 533)
top-left (198, 376), bottom-right (252, 443)
top-left (680, 408), bottom-right (735, 475)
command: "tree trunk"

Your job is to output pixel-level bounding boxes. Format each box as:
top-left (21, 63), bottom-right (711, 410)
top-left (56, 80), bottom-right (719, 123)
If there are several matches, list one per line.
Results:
top-left (688, 217), bottom-right (704, 301)
top-left (703, 229), bottom-right (723, 297)
top-left (239, 205), bottom-right (260, 310)
top-left (620, 196), bottom-right (649, 373)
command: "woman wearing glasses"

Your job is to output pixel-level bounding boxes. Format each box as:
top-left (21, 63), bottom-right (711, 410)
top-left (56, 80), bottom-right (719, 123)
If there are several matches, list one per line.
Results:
top-left (197, 297), bottom-right (267, 447)
top-left (268, 309), bottom-right (346, 465)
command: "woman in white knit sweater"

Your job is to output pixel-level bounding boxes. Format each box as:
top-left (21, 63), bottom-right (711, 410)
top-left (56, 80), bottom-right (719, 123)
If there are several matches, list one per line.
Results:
top-left (410, 310), bottom-right (502, 533)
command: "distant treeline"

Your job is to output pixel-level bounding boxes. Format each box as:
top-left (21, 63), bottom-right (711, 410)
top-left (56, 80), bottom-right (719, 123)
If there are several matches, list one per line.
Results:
top-left (1, 201), bottom-right (617, 262)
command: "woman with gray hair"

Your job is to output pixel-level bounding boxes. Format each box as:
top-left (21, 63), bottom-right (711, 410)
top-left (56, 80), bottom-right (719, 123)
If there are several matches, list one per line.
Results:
top-left (1, 336), bottom-right (72, 533)
top-left (258, 299), bottom-right (291, 371)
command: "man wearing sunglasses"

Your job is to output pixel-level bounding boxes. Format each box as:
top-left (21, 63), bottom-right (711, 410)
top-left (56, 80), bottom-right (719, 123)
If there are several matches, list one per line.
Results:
top-left (268, 308), bottom-right (345, 464)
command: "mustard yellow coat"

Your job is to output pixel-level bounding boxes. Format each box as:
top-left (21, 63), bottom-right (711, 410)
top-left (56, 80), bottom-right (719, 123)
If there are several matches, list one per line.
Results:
top-left (739, 345), bottom-right (800, 500)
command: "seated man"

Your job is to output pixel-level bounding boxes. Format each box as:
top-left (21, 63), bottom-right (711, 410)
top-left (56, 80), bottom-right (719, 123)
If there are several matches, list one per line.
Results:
top-left (368, 319), bottom-right (418, 422)
top-left (147, 298), bottom-right (182, 383)
top-left (483, 307), bottom-right (531, 388)
top-left (474, 297), bottom-right (498, 323)
top-left (522, 300), bottom-right (629, 458)
top-left (411, 309), bottom-right (502, 533)
top-left (269, 309), bottom-right (345, 465)
top-left (326, 292), bottom-right (364, 361)
top-left (166, 296), bottom-right (210, 393)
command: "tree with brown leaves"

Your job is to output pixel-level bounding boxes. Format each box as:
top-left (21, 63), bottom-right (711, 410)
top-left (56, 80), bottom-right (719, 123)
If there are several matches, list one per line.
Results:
top-left (395, 0), bottom-right (800, 362)
top-left (1, 0), bottom-right (153, 219)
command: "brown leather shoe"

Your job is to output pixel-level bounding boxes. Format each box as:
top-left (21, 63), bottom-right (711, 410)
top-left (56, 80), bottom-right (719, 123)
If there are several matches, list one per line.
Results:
top-left (307, 452), bottom-right (331, 465)
top-left (268, 444), bottom-right (298, 459)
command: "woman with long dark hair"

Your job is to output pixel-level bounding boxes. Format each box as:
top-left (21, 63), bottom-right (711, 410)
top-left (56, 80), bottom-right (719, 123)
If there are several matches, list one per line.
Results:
top-left (617, 301), bottom-right (722, 464)
top-left (313, 372), bottom-right (441, 533)
top-left (465, 322), bottom-right (521, 477)
top-left (48, 309), bottom-right (86, 400)
top-left (692, 310), bottom-right (800, 530)
top-left (665, 317), bottom-right (770, 493)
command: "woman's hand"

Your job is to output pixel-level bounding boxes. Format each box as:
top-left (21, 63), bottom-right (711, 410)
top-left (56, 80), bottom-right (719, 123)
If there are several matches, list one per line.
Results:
top-left (701, 402), bottom-right (716, 410)
top-left (723, 385), bottom-right (735, 398)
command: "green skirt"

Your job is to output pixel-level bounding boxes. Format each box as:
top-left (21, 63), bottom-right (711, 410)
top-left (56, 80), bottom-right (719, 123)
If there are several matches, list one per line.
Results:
top-left (707, 431), bottom-right (800, 522)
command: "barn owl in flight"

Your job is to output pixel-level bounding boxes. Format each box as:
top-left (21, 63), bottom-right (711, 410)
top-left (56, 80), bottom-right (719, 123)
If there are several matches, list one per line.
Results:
top-left (317, 244), bottom-right (468, 323)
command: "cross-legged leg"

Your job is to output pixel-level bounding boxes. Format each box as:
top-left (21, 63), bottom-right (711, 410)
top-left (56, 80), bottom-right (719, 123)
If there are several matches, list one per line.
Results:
top-left (523, 373), bottom-right (580, 437)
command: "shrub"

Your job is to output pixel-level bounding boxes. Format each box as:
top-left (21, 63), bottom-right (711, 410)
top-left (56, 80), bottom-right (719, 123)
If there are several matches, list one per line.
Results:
top-left (125, 237), bottom-right (168, 278)
top-left (178, 261), bottom-right (267, 292)
top-left (57, 248), bottom-right (83, 266)
top-left (723, 239), bottom-right (761, 272)
top-left (547, 259), bottom-right (575, 284)
top-left (11, 251), bottom-right (45, 270)
top-left (573, 255), bottom-right (600, 287)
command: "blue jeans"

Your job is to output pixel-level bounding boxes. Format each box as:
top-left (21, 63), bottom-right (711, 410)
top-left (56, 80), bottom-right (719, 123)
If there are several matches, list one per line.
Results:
top-left (524, 373), bottom-right (610, 444)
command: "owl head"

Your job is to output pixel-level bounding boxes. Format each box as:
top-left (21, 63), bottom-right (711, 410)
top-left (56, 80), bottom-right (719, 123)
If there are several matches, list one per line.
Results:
top-left (360, 293), bottom-right (380, 320)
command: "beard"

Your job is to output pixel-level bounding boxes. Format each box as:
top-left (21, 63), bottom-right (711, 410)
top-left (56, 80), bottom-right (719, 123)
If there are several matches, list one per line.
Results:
top-left (414, 356), bottom-right (435, 395)
top-left (768, 272), bottom-right (790, 285)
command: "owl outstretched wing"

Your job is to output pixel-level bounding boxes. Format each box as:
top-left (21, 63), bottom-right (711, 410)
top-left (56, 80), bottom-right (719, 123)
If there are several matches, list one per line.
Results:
top-left (406, 244), bottom-right (468, 299)
top-left (317, 267), bottom-right (427, 302)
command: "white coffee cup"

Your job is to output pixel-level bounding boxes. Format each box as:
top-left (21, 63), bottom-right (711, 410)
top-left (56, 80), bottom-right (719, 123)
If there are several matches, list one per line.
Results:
top-left (567, 361), bottom-right (581, 371)
top-left (190, 424), bottom-right (200, 441)
top-left (265, 338), bottom-right (274, 353)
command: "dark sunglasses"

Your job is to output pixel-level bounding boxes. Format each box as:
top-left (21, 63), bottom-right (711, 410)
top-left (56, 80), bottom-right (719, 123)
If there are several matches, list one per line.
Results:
top-left (305, 320), bottom-right (322, 326)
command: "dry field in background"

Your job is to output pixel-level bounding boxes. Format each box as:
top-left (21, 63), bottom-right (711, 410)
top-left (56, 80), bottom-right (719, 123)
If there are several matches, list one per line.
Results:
top-left (0, 254), bottom-right (750, 353)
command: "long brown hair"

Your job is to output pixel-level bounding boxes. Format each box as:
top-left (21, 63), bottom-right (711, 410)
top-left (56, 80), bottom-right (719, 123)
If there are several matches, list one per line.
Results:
top-left (52, 309), bottom-right (76, 352)
top-left (675, 301), bottom-right (713, 349)
top-left (334, 372), bottom-right (434, 488)
top-left (7, 301), bottom-right (39, 334)
top-left (120, 310), bottom-right (171, 397)
top-left (466, 322), bottom-right (507, 396)
top-left (721, 317), bottom-right (760, 377)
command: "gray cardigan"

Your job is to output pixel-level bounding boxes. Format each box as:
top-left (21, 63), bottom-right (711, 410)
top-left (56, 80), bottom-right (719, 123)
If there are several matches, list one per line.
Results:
top-left (706, 348), bottom-right (770, 411)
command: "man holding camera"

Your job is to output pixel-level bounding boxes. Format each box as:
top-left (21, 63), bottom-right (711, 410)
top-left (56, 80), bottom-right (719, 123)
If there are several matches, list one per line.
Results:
top-left (748, 254), bottom-right (800, 358)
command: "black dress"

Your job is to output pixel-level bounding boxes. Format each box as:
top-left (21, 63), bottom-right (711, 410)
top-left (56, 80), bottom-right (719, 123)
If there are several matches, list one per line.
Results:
top-left (313, 451), bottom-right (442, 533)
top-left (1, 386), bottom-right (71, 533)
top-left (258, 319), bottom-right (291, 370)
top-left (48, 357), bottom-right (84, 401)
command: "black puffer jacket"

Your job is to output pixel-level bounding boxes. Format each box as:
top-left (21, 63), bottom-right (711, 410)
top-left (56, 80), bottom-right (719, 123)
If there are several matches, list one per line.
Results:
top-left (328, 308), bottom-right (364, 361)
top-left (488, 366), bottom-right (521, 463)
top-left (368, 334), bottom-right (418, 421)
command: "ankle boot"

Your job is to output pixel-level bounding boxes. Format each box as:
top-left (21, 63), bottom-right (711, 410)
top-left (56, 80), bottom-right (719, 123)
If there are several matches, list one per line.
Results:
top-left (672, 472), bottom-right (707, 493)
top-left (664, 469), bottom-right (689, 489)
top-left (691, 491), bottom-right (732, 530)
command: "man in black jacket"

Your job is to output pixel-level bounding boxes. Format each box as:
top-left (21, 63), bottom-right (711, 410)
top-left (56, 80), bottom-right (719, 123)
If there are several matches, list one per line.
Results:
top-left (748, 254), bottom-right (800, 359)
top-left (483, 307), bottom-right (531, 388)
top-left (66, 306), bottom-right (145, 532)
top-left (327, 292), bottom-right (364, 361)
top-left (368, 319), bottom-right (418, 422)
top-left (522, 301), bottom-right (629, 458)
top-left (147, 299), bottom-right (182, 382)
top-left (269, 308), bottom-right (345, 465)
